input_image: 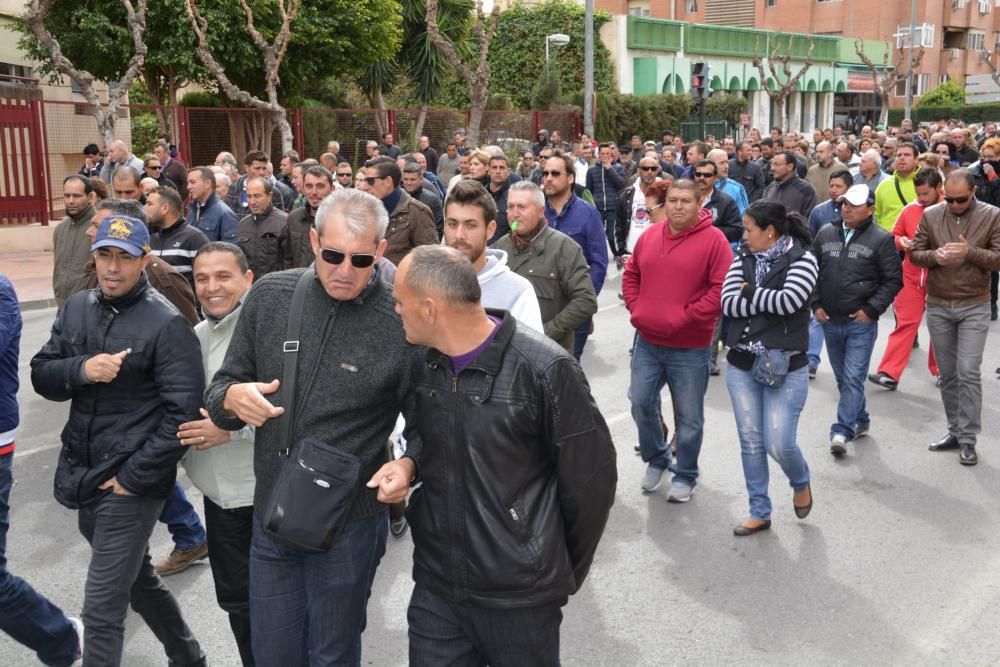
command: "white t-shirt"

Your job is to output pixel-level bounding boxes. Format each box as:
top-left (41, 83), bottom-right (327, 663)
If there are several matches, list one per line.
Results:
top-left (626, 183), bottom-right (655, 253)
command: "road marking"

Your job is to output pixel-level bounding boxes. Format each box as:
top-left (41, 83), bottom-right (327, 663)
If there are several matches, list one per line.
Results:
top-left (13, 443), bottom-right (60, 460)
top-left (598, 302), bottom-right (624, 314)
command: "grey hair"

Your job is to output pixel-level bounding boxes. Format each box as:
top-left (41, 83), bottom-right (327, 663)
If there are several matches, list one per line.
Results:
top-left (403, 245), bottom-right (481, 307)
top-left (861, 149), bottom-right (881, 166)
top-left (97, 198), bottom-right (146, 223)
top-left (315, 188), bottom-right (389, 243)
top-left (216, 173), bottom-right (232, 189)
top-left (246, 175), bottom-right (273, 195)
top-left (508, 180), bottom-right (545, 208)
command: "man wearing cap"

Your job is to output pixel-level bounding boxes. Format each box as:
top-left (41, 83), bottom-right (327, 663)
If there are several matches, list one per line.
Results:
top-left (812, 184), bottom-right (902, 457)
top-left (31, 215), bottom-right (206, 666)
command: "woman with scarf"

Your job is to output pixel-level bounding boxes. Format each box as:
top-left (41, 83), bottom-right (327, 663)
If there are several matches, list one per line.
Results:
top-left (721, 200), bottom-right (818, 536)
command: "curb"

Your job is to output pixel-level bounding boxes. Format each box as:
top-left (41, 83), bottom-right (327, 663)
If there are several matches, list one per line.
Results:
top-left (19, 297), bottom-right (58, 312)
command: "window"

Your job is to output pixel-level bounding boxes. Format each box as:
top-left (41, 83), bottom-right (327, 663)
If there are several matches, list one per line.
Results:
top-left (767, 0), bottom-right (776, 5)
top-left (895, 23), bottom-right (935, 48)
top-left (628, 1), bottom-right (651, 16)
top-left (940, 74), bottom-right (951, 86)
top-left (953, 0), bottom-right (967, 7)
top-left (995, 30), bottom-right (1000, 50)
top-left (969, 31), bottom-right (985, 51)
top-left (894, 73), bottom-right (930, 97)
top-left (980, 0), bottom-right (992, 13)
top-left (687, 0), bottom-right (698, 11)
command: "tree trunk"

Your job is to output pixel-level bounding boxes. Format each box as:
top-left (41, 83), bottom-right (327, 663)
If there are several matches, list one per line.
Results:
top-left (144, 72), bottom-right (172, 141)
top-left (467, 86), bottom-right (487, 147)
top-left (371, 90), bottom-right (388, 139)
top-left (275, 108), bottom-right (293, 154)
top-left (774, 96), bottom-right (786, 134)
top-left (414, 106), bottom-right (429, 149)
top-left (878, 93), bottom-right (890, 127)
top-left (97, 110), bottom-right (116, 151)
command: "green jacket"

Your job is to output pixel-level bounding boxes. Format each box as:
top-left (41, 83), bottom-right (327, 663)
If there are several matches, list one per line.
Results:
top-left (52, 205), bottom-right (96, 307)
top-left (493, 226), bottom-right (598, 352)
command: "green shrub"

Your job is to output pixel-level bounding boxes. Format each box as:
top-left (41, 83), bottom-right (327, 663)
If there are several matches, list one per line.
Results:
top-left (567, 91), bottom-right (692, 144)
top-left (889, 102), bottom-right (1000, 126)
top-left (178, 91), bottom-right (223, 107)
top-left (916, 80), bottom-right (965, 108)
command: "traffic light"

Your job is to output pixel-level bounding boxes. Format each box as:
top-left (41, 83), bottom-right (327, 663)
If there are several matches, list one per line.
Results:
top-left (691, 62), bottom-right (712, 100)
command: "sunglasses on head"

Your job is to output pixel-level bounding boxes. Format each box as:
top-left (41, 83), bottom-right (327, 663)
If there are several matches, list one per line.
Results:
top-left (694, 172), bottom-right (715, 178)
top-left (944, 194), bottom-right (971, 204)
top-left (320, 247), bottom-right (377, 268)
top-left (541, 170), bottom-right (563, 177)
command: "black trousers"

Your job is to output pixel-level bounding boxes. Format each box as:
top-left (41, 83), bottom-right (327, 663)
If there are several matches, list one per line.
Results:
top-left (408, 585), bottom-right (563, 667)
top-left (204, 497), bottom-right (254, 666)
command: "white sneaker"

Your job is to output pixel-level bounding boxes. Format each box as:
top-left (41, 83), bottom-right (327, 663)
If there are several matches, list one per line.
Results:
top-left (68, 616), bottom-right (84, 667)
top-left (830, 434), bottom-right (847, 456)
top-left (666, 480), bottom-right (694, 503)
top-left (640, 464), bottom-right (666, 493)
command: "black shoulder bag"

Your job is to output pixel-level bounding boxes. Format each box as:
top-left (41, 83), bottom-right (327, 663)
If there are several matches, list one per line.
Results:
top-left (741, 255), bottom-right (792, 388)
top-left (261, 269), bottom-right (363, 553)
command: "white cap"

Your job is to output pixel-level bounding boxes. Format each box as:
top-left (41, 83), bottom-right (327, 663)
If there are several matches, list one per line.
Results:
top-left (839, 184), bottom-right (874, 206)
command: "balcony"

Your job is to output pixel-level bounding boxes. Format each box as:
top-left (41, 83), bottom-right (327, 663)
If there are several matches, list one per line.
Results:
top-left (626, 16), bottom-right (683, 52)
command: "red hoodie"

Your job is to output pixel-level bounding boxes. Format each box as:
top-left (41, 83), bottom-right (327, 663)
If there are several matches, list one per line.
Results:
top-left (622, 208), bottom-right (732, 348)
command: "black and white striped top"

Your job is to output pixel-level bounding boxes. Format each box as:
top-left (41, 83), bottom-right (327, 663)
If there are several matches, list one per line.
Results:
top-left (721, 250), bottom-right (818, 319)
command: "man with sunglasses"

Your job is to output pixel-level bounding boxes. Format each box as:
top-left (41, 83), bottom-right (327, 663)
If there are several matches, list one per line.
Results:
top-left (615, 156), bottom-right (662, 265)
top-left (205, 188), bottom-right (423, 664)
top-left (363, 157), bottom-right (438, 265)
top-left (911, 169), bottom-right (1000, 466)
top-left (335, 162), bottom-right (353, 189)
top-left (762, 150), bottom-right (818, 218)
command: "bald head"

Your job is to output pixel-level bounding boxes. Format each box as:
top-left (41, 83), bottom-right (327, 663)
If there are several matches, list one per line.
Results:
top-left (815, 141), bottom-right (834, 167)
top-left (107, 140), bottom-right (129, 164)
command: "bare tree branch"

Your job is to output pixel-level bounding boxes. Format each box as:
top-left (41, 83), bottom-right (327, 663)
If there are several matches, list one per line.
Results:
top-left (426, 0), bottom-right (499, 146)
top-left (981, 48), bottom-right (1000, 87)
top-left (855, 40), bottom-right (924, 124)
top-left (752, 36), bottom-right (815, 129)
top-left (24, 0), bottom-right (148, 148)
top-left (184, 0), bottom-right (301, 152)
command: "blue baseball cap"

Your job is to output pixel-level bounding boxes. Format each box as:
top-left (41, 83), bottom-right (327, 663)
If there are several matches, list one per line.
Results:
top-left (91, 215), bottom-right (151, 257)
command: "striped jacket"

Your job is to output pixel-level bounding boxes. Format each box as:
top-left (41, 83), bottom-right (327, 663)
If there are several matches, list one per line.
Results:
top-left (150, 219), bottom-right (210, 290)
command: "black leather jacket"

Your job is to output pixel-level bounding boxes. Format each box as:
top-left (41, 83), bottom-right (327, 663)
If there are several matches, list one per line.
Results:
top-left (407, 311), bottom-right (617, 609)
top-left (30, 275), bottom-right (204, 508)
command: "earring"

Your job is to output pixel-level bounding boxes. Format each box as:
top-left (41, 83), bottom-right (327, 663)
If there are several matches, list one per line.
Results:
top-left (768, 234), bottom-right (773, 239)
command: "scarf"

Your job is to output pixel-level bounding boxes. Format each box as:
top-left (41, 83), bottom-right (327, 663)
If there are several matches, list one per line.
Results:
top-left (753, 235), bottom-right (791, 286)
top-left (510, 219), bottom-right (548, 252)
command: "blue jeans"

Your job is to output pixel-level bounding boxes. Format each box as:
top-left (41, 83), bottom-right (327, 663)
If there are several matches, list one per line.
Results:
top-left (573, 319), bottom-right (592, 361)
top-left (822, 319), bottom-right (878, 439)
top-left (726, 366), bottom-right (811, 520)
top-left (807, 314), bottom-right (825, 368)
top-left (250, 510), bottom-right (389, 665)
top-left (629, 336), bottom-right (709, 486)
top-left (0, 453), bottom-right (79, 666)
top-left (159, 482), bottom-right (207, 550)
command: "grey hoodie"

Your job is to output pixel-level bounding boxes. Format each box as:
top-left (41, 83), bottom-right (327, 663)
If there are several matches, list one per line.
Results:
top-left (479, 249), bottom-right (544, 333)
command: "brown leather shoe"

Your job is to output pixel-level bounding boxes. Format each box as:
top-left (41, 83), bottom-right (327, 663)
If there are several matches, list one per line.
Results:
top-left (154, 542), bottom-right (208, 576)
top-left (733, 519), bottom-right (771, 537)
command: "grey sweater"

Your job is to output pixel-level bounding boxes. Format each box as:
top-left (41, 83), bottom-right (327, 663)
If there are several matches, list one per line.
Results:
top-left (205, 267), bottom-right (422, 519)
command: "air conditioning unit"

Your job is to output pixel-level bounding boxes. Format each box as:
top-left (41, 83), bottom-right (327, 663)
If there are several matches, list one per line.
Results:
top-left (949, 48), bottom-right (962, 59)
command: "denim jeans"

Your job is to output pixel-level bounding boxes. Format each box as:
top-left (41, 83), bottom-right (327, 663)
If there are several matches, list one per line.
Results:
top-left (599, 208), bottom-right (618, 257)
top-left (77, 491), bottom-right (204, 666)
top-left (726, 366), bottom-right (811, 520)
top-left (630, 336), bottom-right (709, 486)
top-left (250, 510), bottom-right (388, 666)
top-left (926, 302), bottom-right (991, 446)
top-left (573, 319), bottom-right (592, 361)
top-left (408, 585), bottom-right (562, 667)
top-left (822, 319), bottom-right (878, 439)
top-left (807, 313), bottom-right (825, 368)
top-left (159, 482), bottom-right (208, 551)
top-left (204, 498), bottom-right (254, 666)
top-left (0, 453), bottom-right (79, 666)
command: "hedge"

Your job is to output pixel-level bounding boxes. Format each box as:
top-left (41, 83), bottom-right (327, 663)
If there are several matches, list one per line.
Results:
top-left (888, 103), bottom-right (1000, 126)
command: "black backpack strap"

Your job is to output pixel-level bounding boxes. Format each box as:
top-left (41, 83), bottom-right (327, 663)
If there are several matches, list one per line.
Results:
top-left (278, 269), bottom-right (314, 457)
top-left (893, 176), bottom-right (910, 207)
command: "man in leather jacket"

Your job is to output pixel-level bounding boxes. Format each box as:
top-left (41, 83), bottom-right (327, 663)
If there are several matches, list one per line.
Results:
top-left (31, 215), bottom-right (205, 666)
top-left (369, 245), bottom-right (617, 666)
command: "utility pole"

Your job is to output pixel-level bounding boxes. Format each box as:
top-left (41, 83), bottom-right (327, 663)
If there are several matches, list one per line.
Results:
top-left (904, 0), bottom-right (916, 120)
top-left (584, 0), bottom-right (594, 137)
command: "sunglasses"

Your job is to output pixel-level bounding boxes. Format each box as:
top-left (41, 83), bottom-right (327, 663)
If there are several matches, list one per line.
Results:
top-left (694, 172), bottom-right (715, 178)
top-left (363, 175), bottom-right (388, 185)
top-left (319, 247), bottom-right (377, 268)
top-left (648, 202), bottom-right (665, 212)
top-left (944, 195), bottom-right (971, 204)
top-left (541, 170), bottom-right (563, 177)
top-left (639, 166), bottom-right (659, 172)
top-left (336, 172), bottom-right (352, 177)
top-left (147, 166), bottom-right (161, 171)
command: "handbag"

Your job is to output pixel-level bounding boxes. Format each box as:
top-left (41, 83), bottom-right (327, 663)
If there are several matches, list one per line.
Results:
top-left (751, 348), bottom-right (793, 388)
top-left (260, 269), bottom-right (363, 553)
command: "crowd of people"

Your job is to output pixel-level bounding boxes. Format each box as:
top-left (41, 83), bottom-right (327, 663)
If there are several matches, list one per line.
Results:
top-left (2, 117), bottom-right (1000, 665)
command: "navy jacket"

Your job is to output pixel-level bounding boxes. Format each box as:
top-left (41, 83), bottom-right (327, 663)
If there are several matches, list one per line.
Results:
top-left (586, 163), bottom-right (625, 212)
top-left (30, 275), bottom-right (204, 508)
top-left (187, 193), bottom-right (239, 243)
top-left (0, 275), bottom-right (20, 436)
top-left (544, 194), bottom-right (609, 294)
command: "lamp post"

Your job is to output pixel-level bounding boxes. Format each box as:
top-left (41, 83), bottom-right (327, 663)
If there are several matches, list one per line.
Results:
top-left (545, 33), bottom-right (570, 64)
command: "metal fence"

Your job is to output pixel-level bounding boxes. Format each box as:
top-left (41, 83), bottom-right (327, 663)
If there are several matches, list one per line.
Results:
top-left (16, 101), bottom-right (580, 222)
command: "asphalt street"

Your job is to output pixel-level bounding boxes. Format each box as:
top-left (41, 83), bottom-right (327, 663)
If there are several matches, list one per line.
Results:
top-left (5, 267), bottom-right (1000, 666)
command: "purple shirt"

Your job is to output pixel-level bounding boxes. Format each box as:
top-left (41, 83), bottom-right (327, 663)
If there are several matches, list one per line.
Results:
top-left (449, 316), bottom-right (501, 375)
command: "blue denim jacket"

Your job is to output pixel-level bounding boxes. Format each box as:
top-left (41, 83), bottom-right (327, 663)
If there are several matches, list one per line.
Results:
top-left (544, 194), bottom-right (608, 293)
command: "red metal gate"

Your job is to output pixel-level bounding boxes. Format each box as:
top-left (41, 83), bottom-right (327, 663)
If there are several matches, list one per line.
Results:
top-left (0, 81), bottom-right (49, 225)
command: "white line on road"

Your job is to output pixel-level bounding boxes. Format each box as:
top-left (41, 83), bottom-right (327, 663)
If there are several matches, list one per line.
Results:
top-left (13, 443), bottom-right (60, 460)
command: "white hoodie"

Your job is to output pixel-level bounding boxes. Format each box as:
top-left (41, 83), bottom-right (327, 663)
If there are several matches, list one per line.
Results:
top-left (478, 249), bottom-right (544, 333)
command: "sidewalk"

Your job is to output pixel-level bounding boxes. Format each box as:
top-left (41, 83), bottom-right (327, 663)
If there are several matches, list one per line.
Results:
top-left (2, 251), bottom-right (56, 310)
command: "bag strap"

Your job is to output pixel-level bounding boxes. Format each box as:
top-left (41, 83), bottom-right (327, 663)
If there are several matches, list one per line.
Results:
top-left (893, 176), bottom-right (910, 208)
top-left (278, 268), bottom-right (315, 457)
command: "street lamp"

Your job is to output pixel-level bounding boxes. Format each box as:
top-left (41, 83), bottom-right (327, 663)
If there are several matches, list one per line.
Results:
top-left (545, 33), bottom-right (570, 64)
